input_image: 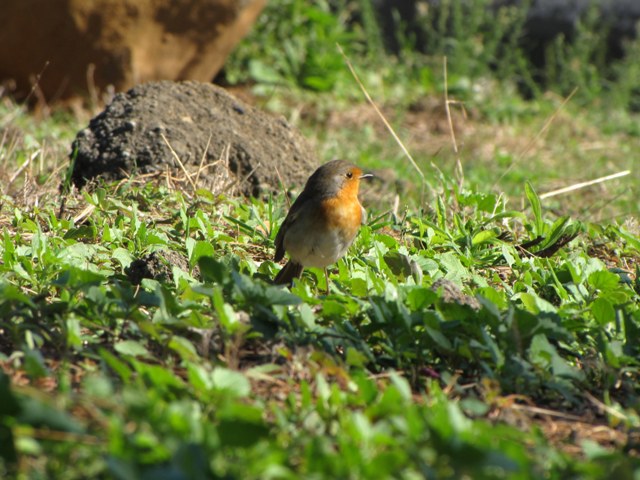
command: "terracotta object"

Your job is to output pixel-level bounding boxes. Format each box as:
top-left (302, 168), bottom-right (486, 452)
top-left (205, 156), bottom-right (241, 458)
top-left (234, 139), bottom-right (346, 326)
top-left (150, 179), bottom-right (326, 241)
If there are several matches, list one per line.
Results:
top-left (0, 0), bottom-right (265, 102)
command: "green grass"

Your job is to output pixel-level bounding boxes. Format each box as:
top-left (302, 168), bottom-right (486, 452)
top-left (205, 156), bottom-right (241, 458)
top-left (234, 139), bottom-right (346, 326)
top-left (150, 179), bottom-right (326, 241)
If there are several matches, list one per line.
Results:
top-left (225, 0), bottom-right (640, 220)
top-left (0, 136), bottom-right (639, 477)
top-left (2, 0), bottom-right (640, 477)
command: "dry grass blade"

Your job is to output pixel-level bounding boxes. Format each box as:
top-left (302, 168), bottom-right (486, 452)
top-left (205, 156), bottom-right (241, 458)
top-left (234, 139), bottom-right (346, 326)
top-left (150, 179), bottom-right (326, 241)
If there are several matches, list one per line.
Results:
top-left (274, 164), bottom-right (291, 209)
top-left (215, 143), bottom-right (236, 196)
top-left (0, 62), bottom-right (50, 128)
top-left (164, 164), bottom-right (174, 191)
top-left (584, 391), bottom-right (629, 421)
top-left (495, 86), bottom-right (579, 188)
top-left (443, 56), bottom-right (464, 188)
top-left (73, 204), bottom-right (96, 224)
top-left (15, 426), bottom-right (103, 445)
top-left (195, 133), bottom-right (213, 186)
top-left (9, 149), bottom-right (39, 184)
top-left (508, 403), bottom-right (583, 421)
top-left (221, 160), bottom-right (261, 197)
top-left (539, 170), bottom-right (631, 199)
top-left (336, 43), bottom-right (426, 186)
top-left (0, 127), bottom-right (12, 163)
top-left (161, 133), bottom-right (197, 191)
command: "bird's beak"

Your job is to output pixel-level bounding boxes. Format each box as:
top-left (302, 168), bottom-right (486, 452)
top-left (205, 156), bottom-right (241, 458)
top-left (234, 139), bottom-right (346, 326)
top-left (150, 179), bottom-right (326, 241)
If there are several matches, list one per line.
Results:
top-left (359, 173), bottom-right (374, 180)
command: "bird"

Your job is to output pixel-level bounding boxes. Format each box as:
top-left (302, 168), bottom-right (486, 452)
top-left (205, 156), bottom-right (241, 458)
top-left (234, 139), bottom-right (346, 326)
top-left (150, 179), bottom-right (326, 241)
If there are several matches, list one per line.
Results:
top-left (273, 159), bottom-right (373, 288)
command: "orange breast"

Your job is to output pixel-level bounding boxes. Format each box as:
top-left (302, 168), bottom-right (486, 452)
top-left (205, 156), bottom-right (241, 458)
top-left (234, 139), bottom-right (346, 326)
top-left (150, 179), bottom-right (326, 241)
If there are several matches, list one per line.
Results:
top-left (321, 181), bottom-right (363, 241)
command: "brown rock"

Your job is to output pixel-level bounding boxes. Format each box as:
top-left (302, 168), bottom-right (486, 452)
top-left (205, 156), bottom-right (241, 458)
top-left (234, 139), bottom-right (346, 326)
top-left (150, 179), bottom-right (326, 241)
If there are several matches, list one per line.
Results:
top-left (70, 81), bottom-right (318, 197)
top-left (0, 0), bottom-right (265, 102)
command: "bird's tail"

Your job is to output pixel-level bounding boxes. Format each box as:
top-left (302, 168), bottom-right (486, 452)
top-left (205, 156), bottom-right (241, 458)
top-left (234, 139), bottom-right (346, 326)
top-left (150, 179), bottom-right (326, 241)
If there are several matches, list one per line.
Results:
top-left (274, 261), bottom-right (304, 285)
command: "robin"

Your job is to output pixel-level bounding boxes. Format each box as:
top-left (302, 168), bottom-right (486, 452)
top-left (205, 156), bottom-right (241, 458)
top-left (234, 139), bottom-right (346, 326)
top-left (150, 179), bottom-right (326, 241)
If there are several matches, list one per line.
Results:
top-left (273, 159), bottom-right (373, 287)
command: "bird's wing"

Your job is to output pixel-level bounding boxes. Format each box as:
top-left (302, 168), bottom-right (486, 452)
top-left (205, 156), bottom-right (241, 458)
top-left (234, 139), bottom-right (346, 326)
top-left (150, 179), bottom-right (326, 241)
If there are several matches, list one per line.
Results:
top-left (274, 192), bottom-right (310, 262)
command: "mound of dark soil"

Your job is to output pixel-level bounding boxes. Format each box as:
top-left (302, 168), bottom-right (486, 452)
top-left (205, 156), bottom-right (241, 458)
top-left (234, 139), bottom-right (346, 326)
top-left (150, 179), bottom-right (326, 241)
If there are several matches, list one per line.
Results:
top-left (125, 251), bottom-right (193, 285)
top-left (70, 81), bottom-right (317, 196)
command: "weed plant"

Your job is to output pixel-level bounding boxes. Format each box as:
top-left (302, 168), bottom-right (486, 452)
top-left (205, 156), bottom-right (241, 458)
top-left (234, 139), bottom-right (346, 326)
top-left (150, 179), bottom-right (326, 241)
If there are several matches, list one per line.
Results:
top-left (0, 132), bottom-right (638, 476)
top-left (1, 1), bottom-right (640, 478)
top-left (226, 0), bottom-right (640, 110)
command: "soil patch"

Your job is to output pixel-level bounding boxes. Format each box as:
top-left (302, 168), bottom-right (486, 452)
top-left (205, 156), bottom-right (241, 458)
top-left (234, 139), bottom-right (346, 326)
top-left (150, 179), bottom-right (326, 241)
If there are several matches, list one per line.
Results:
top-left (125, 250), bottom-right (193, 285)
top-left (70, 81), bottom-right (317, 196)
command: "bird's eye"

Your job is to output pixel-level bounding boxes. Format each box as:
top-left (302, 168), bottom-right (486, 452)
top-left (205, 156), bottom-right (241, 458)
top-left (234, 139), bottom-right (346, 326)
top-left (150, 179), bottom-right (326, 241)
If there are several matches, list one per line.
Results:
top-left (346, 171), bottom-right (353, 179)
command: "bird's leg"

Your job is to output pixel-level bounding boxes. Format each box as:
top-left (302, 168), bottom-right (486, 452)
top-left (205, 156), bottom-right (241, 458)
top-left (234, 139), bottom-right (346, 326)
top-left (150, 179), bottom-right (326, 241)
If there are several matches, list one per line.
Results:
top-left (324, 268), bottom-right (330, 295)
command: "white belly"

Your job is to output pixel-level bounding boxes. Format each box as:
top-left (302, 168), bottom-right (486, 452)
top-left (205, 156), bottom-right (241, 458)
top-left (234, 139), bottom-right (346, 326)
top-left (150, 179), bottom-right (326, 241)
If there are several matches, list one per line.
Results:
top-left (285, 226), bottom-right (353, 268)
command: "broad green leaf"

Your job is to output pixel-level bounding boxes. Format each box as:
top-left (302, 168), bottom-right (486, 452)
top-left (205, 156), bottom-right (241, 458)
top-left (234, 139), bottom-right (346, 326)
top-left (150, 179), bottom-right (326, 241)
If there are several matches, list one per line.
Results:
top-left (58, 243), bottom-right (98, 265)
top-left (189, 241), bottom-right (215, 268)
top-left (618, 227), bottom-right (640, 252)
top-left (0, 424), bottom-right (17, 465)
top-left (63, 225), bottom-right (97, 240)
top-left (482, 328), bottom-right (505, 368)
top-left (471, 229), bottom-right (499, 245)
top-left (350, 277), bottom-right (369, 296)
top-left (112, 247), bottom-right (134, 269)
top-left (3, 230), bottom-right (17, 267)
top-left (298, 303), bottom-right (317, 329)
top-left (477, 287), bottom-right (507, 310)
top-left (384, 251), bottom-right (414, 277)
top-left (524, 181), bottom-right (543, 237)
top-left (65, 317), bottom-right (82, 349)
top-left (322, 300), bottom-right (347, 318)
top-left (501, 244), bottom-right (517, 267)
top-left (168, 336), bottom-right (198, 361)
top-left (114, 340), bottom-right (150, 358)
top-left (0, 372), bottom-right (20, 417)
top-left (588, 270), bottom-right (620, 292)
top-left (212, 287), bottom-right (238, 331)
top-left (131, 361), bottom-right (185, 390)
top-left (217, 403), bottom-right (269, 447)
top-left (438, 252), bottom-right (469, 282)
top-left (460, 397), bottom-right (490, 416)
top-left (18, 397), bottom-right (84, 434)
top-left (389, 372), bottom-right (412, 401)
top-left (529, 334), bottom-right (582, 380)
top-left (82, 374), bottom-right (114, 399)
top-left (54, 266), bottom-right (105, 287)
top-left (425, 325), bottom-right (453, 351)
top-left (187, 363), bottom-right (214, 397)
top-left (544, 216), bottom-right (571, 247)
top-left (0, 282), bottom-right (36, 308)
top-left (604, 341), bottom-right (624, 369)
top-left (198, 256), bottom-right (229, 284)
top-left (515, 292), bottom-right (538, 313)
top-left (345, 347), bottom-right (368, 368)
top-left (529, 334), bottom-right (554, 368)
top-left (249, 59), bottom-right (283, 84)
top-left (591, 297), bottom-right (615, 325)
top-left (153, 284), bottom-right (181, 324)
top-left (406, 287), bottom-right (438, 310)
top-left (23, 350), bottom-right (48, 379)
top-left (447, 402), bottom-right (471, 433)
top-left (195, 188), bottom-right (215, 202)
top-left (144, 232), bottom-right (168, 246)
top-left (100, 349), bottom-right (132, 382)
top-left (260, 284), bottom-right (303, 306)
top-left (212, 367), bottom-right (251, 398)
top-left (514, 292), bottom-right (556, 314)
